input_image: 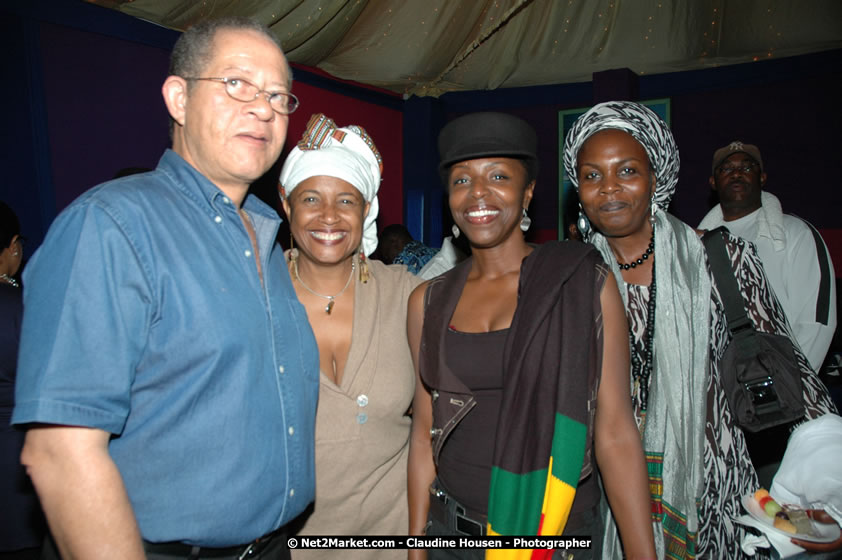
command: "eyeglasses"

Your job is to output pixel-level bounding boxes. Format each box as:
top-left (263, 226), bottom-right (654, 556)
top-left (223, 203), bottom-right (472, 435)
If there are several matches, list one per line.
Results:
top-left (716, 162), bottom-right (758, 176)
top-left (184, 76), bottom-right (299, 115)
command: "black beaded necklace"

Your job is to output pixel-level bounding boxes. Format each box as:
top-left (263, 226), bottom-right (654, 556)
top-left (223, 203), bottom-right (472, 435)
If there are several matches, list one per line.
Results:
top-left (617, 233), bottom-right (654, 270)
top-left (629, 260), bottom-right (658, 411)
top-left (629, 242), bottom-right (656, 412)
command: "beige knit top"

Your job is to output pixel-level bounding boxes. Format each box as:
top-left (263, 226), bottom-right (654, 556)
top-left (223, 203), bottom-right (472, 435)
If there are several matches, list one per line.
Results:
top-left (292, 259), bottom-right (422, 559)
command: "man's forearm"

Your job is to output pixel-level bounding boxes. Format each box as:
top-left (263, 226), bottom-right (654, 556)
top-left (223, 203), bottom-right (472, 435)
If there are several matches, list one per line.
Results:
top-left (22, 426), bottom-right (146, 560)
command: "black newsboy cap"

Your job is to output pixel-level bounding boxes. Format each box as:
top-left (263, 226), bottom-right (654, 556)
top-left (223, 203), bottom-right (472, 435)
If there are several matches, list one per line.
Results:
top-left (438, 112), bottom-right (538, 173)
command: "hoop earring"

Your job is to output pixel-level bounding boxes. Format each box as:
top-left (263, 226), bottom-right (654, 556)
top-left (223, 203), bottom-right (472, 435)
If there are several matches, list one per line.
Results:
top-left (520, 208), bottom-right (532, 232)
top-left (452, 224), bottom-right (460, 239)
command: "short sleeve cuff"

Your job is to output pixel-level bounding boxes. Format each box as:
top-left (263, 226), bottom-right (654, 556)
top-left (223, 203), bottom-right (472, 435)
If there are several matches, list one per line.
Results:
top-left (12, 398), bottom-right (128, 434)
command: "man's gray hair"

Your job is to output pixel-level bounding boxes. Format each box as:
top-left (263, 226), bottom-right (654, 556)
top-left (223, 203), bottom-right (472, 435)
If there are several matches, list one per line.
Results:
top-left (169, 16), bottom-right (291, 89)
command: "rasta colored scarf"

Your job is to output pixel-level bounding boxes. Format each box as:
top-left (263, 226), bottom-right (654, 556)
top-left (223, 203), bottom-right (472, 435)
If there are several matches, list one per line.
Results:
top-left (485, 242), bottom-right (604, 559)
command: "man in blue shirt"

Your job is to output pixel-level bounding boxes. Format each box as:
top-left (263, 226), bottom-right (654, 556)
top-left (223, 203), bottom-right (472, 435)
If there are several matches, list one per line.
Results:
top-left (378, 224), bottom-right (438, 274)
top-left (12, 17), bottom-right (319, 560)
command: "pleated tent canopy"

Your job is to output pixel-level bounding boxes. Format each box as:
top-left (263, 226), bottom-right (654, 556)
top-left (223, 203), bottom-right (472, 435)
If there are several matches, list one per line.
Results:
top-left (87, 0), bottom-right (842, 97)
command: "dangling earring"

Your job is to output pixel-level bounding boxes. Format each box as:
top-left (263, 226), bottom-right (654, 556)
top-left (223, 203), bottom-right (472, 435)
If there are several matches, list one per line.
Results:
top-left (577, 205), bottom-right (591, 241)
top-left (650, 193), bottom-right (658, 226)
top-left (452, 224), bottom-right (460, 239)
top-left (520, 208), bottom-right (532, 232)
top-left (288, 233), bottom-right (298, 263)
top-left (359, 246), bottom-right (370, 284)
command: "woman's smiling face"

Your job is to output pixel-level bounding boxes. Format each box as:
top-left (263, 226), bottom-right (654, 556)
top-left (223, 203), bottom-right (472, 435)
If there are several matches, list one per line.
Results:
top-left (447, 157), bottom-right (534, 250)
top-left (283, 175), bottom-right (370, 266)
top-left (577, 129), bottom-right (655, 239)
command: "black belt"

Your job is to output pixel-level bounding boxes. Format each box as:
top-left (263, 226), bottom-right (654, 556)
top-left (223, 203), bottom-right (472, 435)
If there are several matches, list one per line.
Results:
top-left (143, 526), bottom-right (284, 559)
top-left (428, 483), bottom-right (487, 536)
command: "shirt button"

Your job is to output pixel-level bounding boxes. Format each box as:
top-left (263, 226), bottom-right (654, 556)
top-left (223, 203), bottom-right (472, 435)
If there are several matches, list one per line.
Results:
top-left (245, 250), bottom-right (252, 257)
top-left (357, 394), bottom-right (368, 407)
top-left (222, 196), bottom-right (231, 204)
top-left (289, 488), bottom-right (295, 497)
top-left (214, 216), bottom-right (222, 223)
top-left (279, 365), bottom-right (285, 374)
top-left (288, 426), bottom-right (294, 436)
top-left (357, 413), bottom-right (368, 424)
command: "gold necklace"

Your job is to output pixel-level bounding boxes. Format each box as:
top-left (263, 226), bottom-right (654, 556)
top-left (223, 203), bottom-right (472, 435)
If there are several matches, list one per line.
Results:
top-left (293, 260), bottom-right (355, 315)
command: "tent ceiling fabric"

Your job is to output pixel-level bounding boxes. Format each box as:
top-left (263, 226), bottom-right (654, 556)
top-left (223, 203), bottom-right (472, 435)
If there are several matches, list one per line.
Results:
top-left (87, 0), bottom-right (842, 97)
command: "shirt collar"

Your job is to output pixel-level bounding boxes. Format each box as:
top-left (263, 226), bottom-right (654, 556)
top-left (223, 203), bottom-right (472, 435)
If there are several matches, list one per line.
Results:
top-left (156, 149), bottom-right (280, 223)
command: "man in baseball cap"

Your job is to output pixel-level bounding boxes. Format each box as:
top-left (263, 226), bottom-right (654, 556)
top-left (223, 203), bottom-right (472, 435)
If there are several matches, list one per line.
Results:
top-left (699, 141), bottom-right (836, 373)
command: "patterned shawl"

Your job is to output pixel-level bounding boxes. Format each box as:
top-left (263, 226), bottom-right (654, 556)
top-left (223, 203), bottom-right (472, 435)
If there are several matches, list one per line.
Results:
top-left (594, 212), bottom-right (711, 559)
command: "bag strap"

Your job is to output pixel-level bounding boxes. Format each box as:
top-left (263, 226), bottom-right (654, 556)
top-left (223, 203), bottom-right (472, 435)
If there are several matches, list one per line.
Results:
top-left (702, 227), bottom-right (754, 334)
top-left (702, 227), bottom-right (768, 365)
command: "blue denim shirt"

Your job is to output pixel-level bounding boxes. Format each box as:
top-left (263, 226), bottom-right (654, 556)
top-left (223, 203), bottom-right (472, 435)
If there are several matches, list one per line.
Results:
top-left (393, 241), bottom-right (438, 275)
top-left (13, 150), bottom-right (319, 546)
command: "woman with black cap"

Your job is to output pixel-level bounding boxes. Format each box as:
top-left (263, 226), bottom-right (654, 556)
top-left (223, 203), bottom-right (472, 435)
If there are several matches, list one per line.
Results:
top-left (406, 113), bottom-right (655, 559)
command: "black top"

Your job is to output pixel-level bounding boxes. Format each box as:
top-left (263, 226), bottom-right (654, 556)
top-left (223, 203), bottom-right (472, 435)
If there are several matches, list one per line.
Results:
top-left (438, 326), bottom-right (508, 516)
top-left (0, 282), bottom-right (46, 550)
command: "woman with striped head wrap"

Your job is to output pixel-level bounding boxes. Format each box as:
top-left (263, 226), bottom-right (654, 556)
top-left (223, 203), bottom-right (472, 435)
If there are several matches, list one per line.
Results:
top-left (563, 101), bottom-right (837, 559)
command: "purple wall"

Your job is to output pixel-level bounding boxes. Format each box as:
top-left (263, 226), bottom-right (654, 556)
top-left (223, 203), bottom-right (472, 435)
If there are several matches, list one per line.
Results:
top-left (40, 22), bottom-right (171, 210)
top-left (670, 70), bottom-right (842, 228)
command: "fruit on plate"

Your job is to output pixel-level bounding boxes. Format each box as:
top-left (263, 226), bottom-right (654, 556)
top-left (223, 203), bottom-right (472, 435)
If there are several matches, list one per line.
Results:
top-left (764, 499), bottom-right (783, 516)
top-left (752, 488), bottom-right (821, 537)
top-left (774, 512), bottom-right (797, 534)
top-left (754, 488), bottom-right (782, 517)
top-left (784, 507), bottom-right (817, 536)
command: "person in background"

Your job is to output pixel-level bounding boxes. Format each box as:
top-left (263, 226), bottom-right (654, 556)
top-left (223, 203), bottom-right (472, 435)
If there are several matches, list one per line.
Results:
top-left (699, 141), bottom-right (836, 373)
top-left (416, 234), bottom-right (468, 280)
top-left (563, 101), bottom-right (837, 559)
top-left (407, 111), bottom-right (655, 560)
top-left (0, 201), bottom-right (45, 560)
top-left (279, 114), bottom-right (422, 559)
top-left (379, 223), bottom-right (438, 274)
top-left (12, 17), bottom-right (318, 560)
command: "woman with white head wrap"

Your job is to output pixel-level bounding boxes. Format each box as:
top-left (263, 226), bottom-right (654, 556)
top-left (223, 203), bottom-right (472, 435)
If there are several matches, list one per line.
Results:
top-left (563, 101), bottom-right (837, 559)
top-left (280, 114), bottom-right (423, 558)
top-left (281, 114), bottom-right (382, 259)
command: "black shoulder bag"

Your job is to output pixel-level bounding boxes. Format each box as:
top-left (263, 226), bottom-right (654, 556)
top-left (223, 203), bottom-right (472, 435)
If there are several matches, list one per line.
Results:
top-left (702, 227), bottom-right (805, 433)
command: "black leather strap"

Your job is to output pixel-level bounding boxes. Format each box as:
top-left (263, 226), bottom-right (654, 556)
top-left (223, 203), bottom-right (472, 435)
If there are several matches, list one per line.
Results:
top-left (143, 526), bottom-right (284, 559)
